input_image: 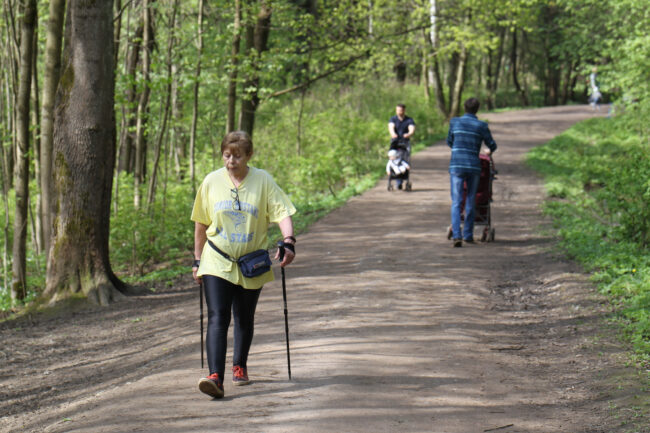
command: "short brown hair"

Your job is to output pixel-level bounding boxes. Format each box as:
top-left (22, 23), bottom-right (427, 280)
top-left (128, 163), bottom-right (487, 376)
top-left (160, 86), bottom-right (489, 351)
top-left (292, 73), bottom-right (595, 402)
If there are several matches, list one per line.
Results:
top-left (221, 130), bottom-right (253, 155)
top-left (464, 98), bottom-right (480, 114)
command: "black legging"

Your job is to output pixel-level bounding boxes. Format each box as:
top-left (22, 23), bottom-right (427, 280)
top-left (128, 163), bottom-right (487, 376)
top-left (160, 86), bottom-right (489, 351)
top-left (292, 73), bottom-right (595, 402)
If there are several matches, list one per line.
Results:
top-left (203, 275), bottom-right (262, 379)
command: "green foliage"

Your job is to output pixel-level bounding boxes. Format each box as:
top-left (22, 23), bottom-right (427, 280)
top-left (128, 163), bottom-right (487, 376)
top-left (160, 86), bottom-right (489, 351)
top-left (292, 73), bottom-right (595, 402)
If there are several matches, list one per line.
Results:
top-left (527, 113), bottom-right (650, 358)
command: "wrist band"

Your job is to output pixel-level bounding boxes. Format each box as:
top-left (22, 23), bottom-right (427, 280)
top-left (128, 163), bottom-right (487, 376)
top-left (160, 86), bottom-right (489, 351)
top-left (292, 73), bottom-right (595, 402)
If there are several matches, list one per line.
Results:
top-left (192, 259), bottom-right (201, 268)
top-left (283, 243), bottom-right (295, 254)
top-left (283, 235), bottom-right (296, 244)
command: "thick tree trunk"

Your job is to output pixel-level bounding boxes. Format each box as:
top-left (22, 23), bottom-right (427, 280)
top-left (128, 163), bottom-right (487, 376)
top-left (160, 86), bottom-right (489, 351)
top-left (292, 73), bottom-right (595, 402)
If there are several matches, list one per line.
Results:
top-left (238, 1), bottom-right (272, 137)
top-left (45, 0), bottom-right (126, 305)
top-left (11, 0), bottom-right (36, 301)
top-left (448, 45), bottom-right (467, 119)
top-left (39, 0), bottom-right (66, 257)
top-left (226, 0), bottom-right (241, 134)
top-left (446, 51), bottom-right (459, 114)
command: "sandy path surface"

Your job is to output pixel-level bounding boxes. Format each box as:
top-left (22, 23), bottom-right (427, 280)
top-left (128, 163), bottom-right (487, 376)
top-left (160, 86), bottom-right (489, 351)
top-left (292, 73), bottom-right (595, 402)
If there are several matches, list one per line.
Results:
top-left (2, 106), bottom-right (646, 433)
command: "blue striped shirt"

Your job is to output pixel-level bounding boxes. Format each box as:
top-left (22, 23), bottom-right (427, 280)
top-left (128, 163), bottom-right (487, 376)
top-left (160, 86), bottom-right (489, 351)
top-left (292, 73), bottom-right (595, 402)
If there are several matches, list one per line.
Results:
top-left (447, 113), bottom-right (497, 174)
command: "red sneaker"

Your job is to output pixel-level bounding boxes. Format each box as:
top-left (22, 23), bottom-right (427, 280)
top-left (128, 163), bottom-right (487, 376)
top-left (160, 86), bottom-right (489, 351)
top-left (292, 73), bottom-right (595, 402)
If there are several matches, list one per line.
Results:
top-left (232, 365), bottom-right (250, 386)
top-left (198, 373), bottom-right (224, 398)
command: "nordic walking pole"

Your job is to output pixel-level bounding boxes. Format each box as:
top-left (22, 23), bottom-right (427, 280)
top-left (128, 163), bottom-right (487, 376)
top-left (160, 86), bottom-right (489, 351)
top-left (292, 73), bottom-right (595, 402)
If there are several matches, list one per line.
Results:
top-left (277, 242), bottom-right (292, 380)
top-left (199, 280), bottom-right (204, 369)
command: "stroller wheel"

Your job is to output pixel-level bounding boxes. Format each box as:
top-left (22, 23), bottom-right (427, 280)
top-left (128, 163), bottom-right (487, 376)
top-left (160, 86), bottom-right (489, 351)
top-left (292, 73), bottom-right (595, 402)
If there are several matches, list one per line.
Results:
top-left (405, 182), bottom-right (412, 191)
top-left (489, 228), bottom-right (495, 242)
top-left (447, 226), bottom-right (453, 240)
top-left (481, 227), bottom-right (489, 242)
top-left (387, 184), bottom-right (394, 191)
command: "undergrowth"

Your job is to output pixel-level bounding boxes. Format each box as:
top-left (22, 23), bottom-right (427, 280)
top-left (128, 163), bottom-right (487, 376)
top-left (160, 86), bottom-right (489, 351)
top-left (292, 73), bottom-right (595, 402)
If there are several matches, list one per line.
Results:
top-left (527, 110), bottom-right (650, 360)
top-left (1, 81), bottom-right (444, 310)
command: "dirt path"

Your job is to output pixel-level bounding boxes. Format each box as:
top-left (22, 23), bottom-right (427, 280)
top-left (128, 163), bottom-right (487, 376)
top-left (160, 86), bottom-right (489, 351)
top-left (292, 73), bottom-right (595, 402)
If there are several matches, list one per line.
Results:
top-left (1, 106), bottom-right (646, 433)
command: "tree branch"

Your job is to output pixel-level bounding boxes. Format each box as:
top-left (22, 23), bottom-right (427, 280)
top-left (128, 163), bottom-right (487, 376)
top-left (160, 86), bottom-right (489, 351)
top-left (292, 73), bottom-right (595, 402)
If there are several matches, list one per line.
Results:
top-left (266, 50), bottom-right (369, 99)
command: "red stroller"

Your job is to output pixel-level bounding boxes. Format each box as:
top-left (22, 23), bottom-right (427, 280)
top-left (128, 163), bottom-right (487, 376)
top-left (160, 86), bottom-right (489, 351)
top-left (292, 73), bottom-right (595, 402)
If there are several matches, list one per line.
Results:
top-left (447, 154), bottom-right (497, 242)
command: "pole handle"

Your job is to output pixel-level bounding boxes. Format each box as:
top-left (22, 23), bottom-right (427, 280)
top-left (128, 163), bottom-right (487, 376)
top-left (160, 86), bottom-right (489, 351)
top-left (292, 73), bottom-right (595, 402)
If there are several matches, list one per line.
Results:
top-left (277, 241), bottom-right (286, 261)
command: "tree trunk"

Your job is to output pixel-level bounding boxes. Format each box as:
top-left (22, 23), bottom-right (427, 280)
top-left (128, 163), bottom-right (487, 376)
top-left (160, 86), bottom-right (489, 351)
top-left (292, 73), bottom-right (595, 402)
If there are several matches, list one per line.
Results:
top-left (238, 1), bottom-right (272, 137)
top-left (133, 0), bottom-right (153, 209)
top-left (118, 15), bottom-right (143, 173)
top-left (39, 0), bottom-right (66, 257)
top-left (543, 6), bottom-right (560, 106)
top-left (11, 0), bottom-right (36, 301)
top-left (147, 0), bottom-right (177, 208)
top-left (45, 0), bottom-right (126, 305)
top-left (2, 1), bottom-right (20, 189)
top-left (189, 0), bottom-right (204, 192)
top-left (394, 60), bottom-right (406, 83)
top-left (511, 29), bottom-right (528, 106)
top-left (114, 0), bottom-right (122, 67)
top-left (226, 0), bottom-right (241, 134)
top-left (421, 31), bottom-right (430, 102)
top-left (560, 61), bottom-right (573, 105)
top-left (171, 62), bottom-right (184, 179)
top-left (448, 45), bottom-right (467, 118)
top-left (31, 29), bottom-right (42, 255)
top-left (446, 51), bottom-right (459, 114)
top-left (486, 27), bottom-right (505, 110)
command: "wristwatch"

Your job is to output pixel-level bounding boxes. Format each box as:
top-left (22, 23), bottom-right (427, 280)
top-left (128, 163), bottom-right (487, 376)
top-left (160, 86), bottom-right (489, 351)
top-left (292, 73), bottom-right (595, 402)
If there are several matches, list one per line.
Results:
top-left (192, 259), bottom-right (200, 268)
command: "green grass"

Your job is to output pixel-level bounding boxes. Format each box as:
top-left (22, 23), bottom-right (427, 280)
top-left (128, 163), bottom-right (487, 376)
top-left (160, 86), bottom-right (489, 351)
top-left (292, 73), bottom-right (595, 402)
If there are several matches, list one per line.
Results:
top-left (527, 111), bottom-right (650, 360)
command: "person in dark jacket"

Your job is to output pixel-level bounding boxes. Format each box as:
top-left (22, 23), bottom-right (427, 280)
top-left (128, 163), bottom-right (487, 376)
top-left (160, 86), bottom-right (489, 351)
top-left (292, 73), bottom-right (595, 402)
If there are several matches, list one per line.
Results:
top-left (388, 104), bottom-right (415, 150)
top-left (447, 98), bottom-right (497, 247)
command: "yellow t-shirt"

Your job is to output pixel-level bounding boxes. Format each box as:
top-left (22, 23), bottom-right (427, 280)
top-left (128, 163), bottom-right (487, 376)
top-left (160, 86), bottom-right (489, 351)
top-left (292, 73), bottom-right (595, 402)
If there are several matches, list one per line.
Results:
top-left (191, 166), bottom-right (296, 289)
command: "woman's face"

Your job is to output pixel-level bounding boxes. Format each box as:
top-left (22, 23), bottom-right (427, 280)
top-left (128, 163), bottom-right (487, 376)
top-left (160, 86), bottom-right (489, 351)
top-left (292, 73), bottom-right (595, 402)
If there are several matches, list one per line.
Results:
top-left (222, 146), bottom-right (251, 172)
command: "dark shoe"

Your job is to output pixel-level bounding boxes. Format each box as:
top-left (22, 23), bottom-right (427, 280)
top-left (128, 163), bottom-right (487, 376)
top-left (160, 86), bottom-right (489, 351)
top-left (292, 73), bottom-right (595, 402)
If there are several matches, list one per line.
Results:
top-left (453, 239), bottom-right (462, 248)
top-left (397, 183), bottom-right (403, 190)
top-left (232, 366), bottom-right (250, 386)
top-left (198, 373), bottom-right (224, 398)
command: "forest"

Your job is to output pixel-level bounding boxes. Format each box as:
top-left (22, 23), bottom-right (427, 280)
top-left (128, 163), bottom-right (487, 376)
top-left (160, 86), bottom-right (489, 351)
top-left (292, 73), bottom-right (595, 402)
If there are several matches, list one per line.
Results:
top-left (0, 0), bottom-right (648, 354)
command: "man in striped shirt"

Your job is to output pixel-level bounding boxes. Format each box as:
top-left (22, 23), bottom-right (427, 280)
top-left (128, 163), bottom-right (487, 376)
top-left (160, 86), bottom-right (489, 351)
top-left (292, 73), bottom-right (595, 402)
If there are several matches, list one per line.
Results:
top-left (447, 98), bottom-right (497, 247)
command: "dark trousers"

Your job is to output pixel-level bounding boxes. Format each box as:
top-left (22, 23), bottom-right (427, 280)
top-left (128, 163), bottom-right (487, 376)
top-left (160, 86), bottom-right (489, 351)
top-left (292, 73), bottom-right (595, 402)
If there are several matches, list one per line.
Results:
top-left (203, 275), bottom-right (262, 379)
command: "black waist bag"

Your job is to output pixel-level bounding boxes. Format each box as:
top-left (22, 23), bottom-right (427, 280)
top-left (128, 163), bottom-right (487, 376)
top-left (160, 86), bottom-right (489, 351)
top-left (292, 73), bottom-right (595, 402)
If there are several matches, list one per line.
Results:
top-left (208, 239), bottom-right (272, 278)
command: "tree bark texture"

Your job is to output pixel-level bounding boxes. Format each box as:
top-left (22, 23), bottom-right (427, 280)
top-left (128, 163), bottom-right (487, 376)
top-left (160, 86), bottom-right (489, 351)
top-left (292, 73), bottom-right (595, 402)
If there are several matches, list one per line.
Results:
top-left (238, 1), bottom-right (272, 137)
top-left (45, 0), bottom-right (126, 305)
top-left (39, 0), bottom-right (66, 257)
top-left (448, 45), bottom-right (467, 119)
top-left (11, 0), bottom-right (36, 301)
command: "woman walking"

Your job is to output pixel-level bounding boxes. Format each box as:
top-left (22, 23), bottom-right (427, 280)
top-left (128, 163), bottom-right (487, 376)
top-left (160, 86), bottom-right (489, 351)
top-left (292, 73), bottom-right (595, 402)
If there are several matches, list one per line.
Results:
top-left (191, 131), bottom-right (296, 399)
